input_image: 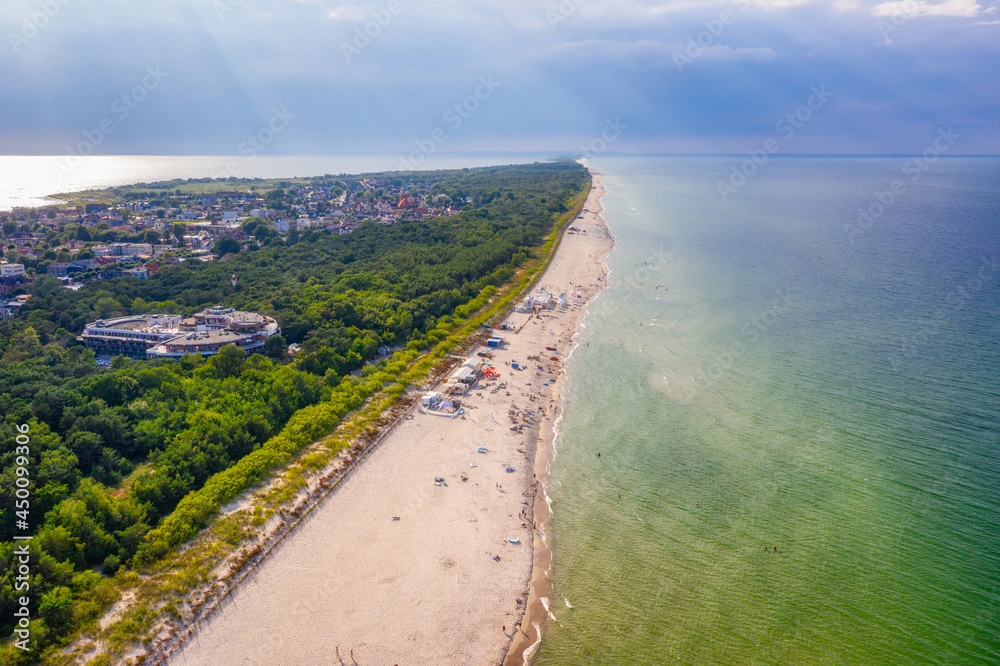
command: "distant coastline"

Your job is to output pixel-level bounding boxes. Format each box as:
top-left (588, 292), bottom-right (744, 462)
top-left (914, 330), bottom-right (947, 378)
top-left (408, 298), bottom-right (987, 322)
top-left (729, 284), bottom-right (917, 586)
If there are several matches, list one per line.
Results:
top-left (0, 153), bottom-right (562, 212)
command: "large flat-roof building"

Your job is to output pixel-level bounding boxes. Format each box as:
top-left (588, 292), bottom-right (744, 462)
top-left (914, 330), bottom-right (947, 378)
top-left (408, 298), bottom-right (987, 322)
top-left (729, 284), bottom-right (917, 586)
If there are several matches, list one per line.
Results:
top-left (79, 314), bottom-right (185, 359)
top-left (147, 306), bottom-right (280, 358)
top-left (79, 306), bottom-right (280, 360)
top-left (93, 243), bottom-right (153, 257)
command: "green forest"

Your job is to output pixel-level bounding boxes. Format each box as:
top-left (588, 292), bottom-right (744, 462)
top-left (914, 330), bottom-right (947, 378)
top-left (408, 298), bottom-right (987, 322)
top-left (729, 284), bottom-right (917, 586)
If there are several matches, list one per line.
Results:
top-left (0, 161), bottom-right (590, 660)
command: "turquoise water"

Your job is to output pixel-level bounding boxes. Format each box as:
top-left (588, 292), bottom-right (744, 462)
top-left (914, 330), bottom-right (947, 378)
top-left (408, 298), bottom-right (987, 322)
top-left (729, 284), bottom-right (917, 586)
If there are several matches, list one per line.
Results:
top-left (538, 157), bottom-right (1000, 664)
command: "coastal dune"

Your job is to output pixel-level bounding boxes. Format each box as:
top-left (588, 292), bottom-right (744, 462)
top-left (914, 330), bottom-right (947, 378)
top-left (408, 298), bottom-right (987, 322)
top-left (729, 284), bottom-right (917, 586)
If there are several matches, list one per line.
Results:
top-left (169, 170), bottom-right (612, 666)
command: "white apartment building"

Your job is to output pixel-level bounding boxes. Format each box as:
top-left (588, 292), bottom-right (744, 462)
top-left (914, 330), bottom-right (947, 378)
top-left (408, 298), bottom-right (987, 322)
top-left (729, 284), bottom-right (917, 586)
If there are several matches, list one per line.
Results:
top-left (0, 263), bottom-right (26, 277)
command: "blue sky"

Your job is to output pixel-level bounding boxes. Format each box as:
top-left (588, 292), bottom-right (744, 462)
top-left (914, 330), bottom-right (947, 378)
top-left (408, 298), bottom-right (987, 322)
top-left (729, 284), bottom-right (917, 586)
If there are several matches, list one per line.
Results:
top-left (2, 0), bottom-right (998, 155)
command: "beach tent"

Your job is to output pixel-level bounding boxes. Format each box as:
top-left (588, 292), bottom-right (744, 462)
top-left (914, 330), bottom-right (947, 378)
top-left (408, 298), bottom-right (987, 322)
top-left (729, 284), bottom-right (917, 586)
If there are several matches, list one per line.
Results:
top-left (449, 367), bottom-right (476, 384)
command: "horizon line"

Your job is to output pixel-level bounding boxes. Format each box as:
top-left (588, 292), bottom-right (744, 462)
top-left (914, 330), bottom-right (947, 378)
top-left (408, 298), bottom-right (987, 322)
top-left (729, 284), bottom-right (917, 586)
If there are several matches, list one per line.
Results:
top-left (1, 152), bottom-right (999, 159)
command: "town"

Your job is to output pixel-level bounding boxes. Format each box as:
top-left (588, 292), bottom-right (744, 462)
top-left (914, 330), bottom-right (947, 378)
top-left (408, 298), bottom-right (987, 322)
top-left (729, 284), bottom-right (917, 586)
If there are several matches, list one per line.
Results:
top-left (0, 173), bottom-right (470, 317)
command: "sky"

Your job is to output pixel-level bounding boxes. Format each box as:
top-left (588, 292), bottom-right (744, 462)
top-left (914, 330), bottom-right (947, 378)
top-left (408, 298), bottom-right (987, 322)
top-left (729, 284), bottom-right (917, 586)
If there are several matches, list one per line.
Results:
top-left (1, 0), bottom-right (998, 156)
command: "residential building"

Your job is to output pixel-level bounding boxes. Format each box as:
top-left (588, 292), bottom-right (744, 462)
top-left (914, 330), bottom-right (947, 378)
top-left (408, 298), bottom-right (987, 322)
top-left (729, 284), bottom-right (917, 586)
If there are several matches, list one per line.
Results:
top-left (93, 243), bottom-right (153, 257)
top-left (183, 233), bottom-right (214, 251)
top-left (5, 232), bottom-right (45, 249)
top-left (203, 225), bottom-right (248, 240)
top-left (46, 262), bottom-right (86, 278)
top-left (0, 275), bottom-right (27, 295)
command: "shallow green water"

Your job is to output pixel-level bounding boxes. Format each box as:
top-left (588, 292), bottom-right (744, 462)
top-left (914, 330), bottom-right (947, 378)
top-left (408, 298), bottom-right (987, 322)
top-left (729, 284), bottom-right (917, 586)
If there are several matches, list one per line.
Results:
top-left (535, 157), bottom-right (1000, 665)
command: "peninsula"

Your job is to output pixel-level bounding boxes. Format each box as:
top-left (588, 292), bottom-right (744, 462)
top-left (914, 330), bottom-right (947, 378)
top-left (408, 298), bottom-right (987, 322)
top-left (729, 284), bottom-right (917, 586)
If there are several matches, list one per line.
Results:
top-left (168, 170), bottom-right (611, 666)
top-left (0, 161), bottom-right (604, 666)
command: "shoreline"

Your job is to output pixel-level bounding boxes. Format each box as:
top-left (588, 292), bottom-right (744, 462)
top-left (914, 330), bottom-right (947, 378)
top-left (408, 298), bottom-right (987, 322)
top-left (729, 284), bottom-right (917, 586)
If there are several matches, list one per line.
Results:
top-left (504, 166), bottom-right (613, 666)
top-left (165, 167), bottom-right (613, 666)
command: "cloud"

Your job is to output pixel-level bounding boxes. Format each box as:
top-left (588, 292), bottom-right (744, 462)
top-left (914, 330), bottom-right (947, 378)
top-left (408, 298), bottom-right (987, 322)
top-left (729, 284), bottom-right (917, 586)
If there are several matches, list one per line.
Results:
top-left (512, 38), bottom-right (777, 71)
top-left (0, 0), bottom-right (996, 154)
top-left (693, 45), bottom-right (778, 62)
top-left (741, 0), bottom-right (817, 7)
top-left (870, 0), bottom-right (997, 18)
top-left (325, 5), bottom-right (374, 21)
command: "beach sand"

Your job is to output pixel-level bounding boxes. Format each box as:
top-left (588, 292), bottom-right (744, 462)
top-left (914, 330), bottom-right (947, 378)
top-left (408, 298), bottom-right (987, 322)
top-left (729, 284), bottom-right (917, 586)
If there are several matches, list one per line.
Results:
top-left (168, 169), bottom-right (611, 666)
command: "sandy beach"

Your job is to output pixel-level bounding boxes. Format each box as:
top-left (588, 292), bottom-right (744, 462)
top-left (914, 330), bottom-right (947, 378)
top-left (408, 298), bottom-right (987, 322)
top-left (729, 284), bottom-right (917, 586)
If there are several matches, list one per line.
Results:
top-left (168, 168), bottom-right (612, 666)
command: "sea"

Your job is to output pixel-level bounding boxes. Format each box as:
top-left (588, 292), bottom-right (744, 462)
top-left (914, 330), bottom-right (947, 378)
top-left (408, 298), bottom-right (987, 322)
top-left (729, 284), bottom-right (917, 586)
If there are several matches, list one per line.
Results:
top-left (4, 154), bottom-right (998, 664)
top-left (538, 156), bottom-right (1000, 664)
